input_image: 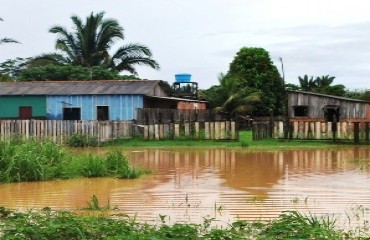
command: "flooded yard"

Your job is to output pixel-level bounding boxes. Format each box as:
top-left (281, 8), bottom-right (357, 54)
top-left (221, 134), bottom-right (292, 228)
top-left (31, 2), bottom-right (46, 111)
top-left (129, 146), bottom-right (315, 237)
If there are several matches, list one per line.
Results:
top-left (1, 147), bottom-right (370, 225)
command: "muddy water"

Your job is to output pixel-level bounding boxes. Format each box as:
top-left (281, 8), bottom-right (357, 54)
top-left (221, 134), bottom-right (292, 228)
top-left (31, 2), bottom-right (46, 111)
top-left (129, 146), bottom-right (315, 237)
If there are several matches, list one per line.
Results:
top-left (0, 147), bottom-right (370, 225)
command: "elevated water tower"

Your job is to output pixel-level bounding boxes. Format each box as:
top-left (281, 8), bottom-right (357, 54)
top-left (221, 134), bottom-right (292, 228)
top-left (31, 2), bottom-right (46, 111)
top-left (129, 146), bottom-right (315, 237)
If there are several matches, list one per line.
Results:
top-left (172, 73), bottom-right (198, 99)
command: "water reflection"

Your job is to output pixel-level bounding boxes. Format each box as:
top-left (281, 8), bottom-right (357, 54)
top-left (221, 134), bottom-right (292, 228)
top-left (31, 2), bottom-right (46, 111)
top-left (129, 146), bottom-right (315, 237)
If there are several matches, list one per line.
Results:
top-left (0, 147), bottom-right (369, 224)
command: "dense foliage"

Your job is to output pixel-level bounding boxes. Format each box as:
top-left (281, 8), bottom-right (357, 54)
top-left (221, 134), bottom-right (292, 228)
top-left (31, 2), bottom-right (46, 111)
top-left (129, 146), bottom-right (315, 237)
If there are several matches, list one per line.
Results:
top-left (18, 64), bottom-right (122, 81)
top-left (0, 208), bottom-right (365, 239)
top-left (0, 58), bottom-right (140, 81)
top-left (203, 48), bottom-right (285, 117)
top-left (296, 74), bottom-right (346, 96)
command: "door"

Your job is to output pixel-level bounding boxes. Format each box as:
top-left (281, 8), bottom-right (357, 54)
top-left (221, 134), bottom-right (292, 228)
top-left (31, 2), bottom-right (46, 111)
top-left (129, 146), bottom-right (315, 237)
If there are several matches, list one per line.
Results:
top-left (19, 106), bottom-right (32, 119)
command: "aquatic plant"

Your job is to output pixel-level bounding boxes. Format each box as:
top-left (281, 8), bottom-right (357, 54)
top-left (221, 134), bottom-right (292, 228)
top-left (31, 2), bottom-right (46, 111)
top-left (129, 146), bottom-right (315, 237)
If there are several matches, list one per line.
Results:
top-left (83, 195), bottom-right (115, 211)
top-left (260, 211), bottom-right (342, 239)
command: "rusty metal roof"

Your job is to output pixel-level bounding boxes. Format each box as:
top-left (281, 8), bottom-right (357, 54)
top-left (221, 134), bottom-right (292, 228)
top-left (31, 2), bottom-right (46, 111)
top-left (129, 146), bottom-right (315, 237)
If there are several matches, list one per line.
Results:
top-left (0, 80), bottom-right (164, 96)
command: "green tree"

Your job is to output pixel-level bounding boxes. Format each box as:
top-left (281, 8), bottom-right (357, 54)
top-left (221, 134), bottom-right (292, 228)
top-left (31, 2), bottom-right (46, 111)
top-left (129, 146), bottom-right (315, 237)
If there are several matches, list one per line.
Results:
top-left (0, 17), bottom-right (18, 45)
top-left (30, 12), bottom-right (159, 75)
top-left (18, 64), bottom-right (123, 81)
top-left (314, 75), bottom-right (345, 96)
top-left (0, 72), bottom-right (13, 82)
top-left (298, 75), bottom-right (316, 91)
top-left (210, 73), bottom-right (261, 116)
top-left (298, 75), bottom-right (346, 96)
top-left (223, 47), bottom-right (284, 116)
top-left (0, 57), bottom-right (30, 80)
top-left (314, 75), bottom-right (335, 88)
top-left (345, 89), bottom-right (370, 101)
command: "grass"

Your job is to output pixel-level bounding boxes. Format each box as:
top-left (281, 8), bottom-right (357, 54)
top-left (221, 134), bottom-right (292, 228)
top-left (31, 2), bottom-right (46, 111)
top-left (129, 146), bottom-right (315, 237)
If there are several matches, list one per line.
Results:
top-left (0, 207), bottom-right (367, 239)
top-left (0, 139), bottom-right (149, 183)
top-left (102, 131), bottom-right (358, 150)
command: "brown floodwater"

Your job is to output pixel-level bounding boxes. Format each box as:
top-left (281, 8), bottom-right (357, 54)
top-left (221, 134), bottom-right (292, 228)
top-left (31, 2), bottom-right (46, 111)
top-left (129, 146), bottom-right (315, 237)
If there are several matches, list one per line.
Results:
top-left (1, 147), bottom-right (370, 225)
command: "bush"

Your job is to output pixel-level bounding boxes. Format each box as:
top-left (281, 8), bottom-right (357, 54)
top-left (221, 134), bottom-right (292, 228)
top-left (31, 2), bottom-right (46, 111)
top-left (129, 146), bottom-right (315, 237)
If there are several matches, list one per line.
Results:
top-left (0, 140), bottom-right (66, 182)
top-left (66, 134), bottom-right (98, 147)
top-left (0, 141), bottom-right (149, 182)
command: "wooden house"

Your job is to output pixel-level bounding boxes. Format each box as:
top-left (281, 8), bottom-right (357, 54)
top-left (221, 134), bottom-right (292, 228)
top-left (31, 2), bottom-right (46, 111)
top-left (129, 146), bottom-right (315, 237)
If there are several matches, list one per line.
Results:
top-left (0, 80), bottom-right (207, 120)
top-left (288, 90), bottom-right (370, 122)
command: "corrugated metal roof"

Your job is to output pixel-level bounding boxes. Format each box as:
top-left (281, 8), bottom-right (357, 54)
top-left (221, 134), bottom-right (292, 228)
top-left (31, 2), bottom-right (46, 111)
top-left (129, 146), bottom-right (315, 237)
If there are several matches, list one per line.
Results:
top-left (0, 80), bottom-right (164, 96)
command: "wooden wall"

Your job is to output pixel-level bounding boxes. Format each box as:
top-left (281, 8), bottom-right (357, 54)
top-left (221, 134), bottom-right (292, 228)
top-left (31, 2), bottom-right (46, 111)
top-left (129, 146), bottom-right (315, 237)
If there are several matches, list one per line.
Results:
top-left (288, 91), bottom-right (369, 120)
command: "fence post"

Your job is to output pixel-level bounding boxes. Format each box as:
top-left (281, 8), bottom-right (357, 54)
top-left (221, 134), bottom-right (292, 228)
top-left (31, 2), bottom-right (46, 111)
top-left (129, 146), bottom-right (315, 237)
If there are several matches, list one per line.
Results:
top-left (354, 122), bottom-right (360, 144)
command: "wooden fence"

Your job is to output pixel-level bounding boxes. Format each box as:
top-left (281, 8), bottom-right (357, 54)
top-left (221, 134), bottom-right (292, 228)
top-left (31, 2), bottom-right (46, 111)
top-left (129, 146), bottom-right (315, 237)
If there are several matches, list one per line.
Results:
top-left (253, 120), bottom-right (370, 143)
top-left (277, 121), bottom-right (370, 142)
top-left (141, 121), bottom-right (237, 140)
top-left (0, 120), bottom-right (237, 143)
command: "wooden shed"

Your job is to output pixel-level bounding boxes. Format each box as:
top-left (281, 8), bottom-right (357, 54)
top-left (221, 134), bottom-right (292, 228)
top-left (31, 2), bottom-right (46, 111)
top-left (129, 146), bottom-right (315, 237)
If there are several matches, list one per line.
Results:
top-left (0, 80), bottom-right (205, 121)
top-left (288, 90), bottom-right (370, 122)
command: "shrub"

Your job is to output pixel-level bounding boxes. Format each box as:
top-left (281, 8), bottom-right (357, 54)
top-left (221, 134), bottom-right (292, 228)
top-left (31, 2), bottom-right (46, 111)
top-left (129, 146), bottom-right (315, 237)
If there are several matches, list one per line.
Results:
top-left (0, 140), bottom-right (66, 182)
top-left (66, 134), bottom-right (98, 147)
top-left (79, 154), bottom-right (108, 178)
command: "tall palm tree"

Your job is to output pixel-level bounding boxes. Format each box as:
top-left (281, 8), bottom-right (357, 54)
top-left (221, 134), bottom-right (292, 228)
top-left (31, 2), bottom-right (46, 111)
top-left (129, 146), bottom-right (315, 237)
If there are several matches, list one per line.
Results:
top-left (214, 74), bottom-right (261, 116)
top-left (30, 12), bottom-right (159, 75)
top-left (314, 75), bottom-right (335, 88)
top-left (298, 75), bottom-right (316, 91)
top-left (0, 18), bottom-right (18, 45)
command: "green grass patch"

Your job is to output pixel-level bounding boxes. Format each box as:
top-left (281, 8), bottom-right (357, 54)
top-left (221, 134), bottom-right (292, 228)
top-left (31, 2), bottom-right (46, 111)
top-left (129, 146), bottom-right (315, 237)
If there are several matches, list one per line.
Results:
top-left (102, 131), bottom-right (357, 150)
top-left (0, 208), bottom-right (366, 239)
top-left (0, 140), bottom-right (149, 183)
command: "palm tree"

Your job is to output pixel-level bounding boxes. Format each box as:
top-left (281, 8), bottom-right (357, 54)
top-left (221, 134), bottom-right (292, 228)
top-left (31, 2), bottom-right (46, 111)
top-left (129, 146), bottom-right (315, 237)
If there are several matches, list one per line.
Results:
top-left (214, 74), bottom-right (261, 116)
top-left (314, 75), bottom-right (335, 88)
top-left (30, 12), bottom-right (159, 75)
top-left (298, 75), bottom-right (316, 91)
top-left (0, 17), bottom-right (18, 45)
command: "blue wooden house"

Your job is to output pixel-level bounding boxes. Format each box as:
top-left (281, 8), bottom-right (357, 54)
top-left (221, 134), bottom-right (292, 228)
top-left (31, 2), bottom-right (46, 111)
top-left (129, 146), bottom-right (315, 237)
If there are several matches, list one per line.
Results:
top-left (0, 80), bottom-right (170, 120)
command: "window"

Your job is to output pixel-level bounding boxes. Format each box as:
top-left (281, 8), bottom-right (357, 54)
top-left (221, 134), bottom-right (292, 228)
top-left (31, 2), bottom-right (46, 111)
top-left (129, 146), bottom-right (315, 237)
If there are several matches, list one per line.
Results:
top-left (97, 106), bottom-right (109, 121)
top-left (19, 106), bottom-right (32, 119)
top-left (293, 106), bottom-right (308, 117)
top-left (63, 107), bottom-right (81, 120)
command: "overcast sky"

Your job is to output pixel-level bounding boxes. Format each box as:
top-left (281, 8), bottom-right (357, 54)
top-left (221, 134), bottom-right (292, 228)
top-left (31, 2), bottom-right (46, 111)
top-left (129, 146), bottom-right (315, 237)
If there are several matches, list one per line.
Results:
top-left (1, 0), bottom-right (370, 90)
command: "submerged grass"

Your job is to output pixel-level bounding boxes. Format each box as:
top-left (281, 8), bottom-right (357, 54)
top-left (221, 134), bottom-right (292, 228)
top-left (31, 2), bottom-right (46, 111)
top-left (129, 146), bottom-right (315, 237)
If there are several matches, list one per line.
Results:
top-left (0, 139), bottom-right (149, 183)
top-left (0, 207), bottom-right (368, 239)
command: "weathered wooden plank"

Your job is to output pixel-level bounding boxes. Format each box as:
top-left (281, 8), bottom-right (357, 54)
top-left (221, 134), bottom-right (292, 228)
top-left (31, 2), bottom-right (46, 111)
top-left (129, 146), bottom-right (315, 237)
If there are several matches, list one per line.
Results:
top-left (174, 123), bottom-right (180, 139)
top-left (315, 122), bottom-right (321, 139)
top-left (154, 124), bottom-right (160, 140)
top-left (210, 122), bottom-right (215, 140)
top-left (205, 122), bottom-right (210, 140)
top-left (214, 122), bottom-right (221, 140)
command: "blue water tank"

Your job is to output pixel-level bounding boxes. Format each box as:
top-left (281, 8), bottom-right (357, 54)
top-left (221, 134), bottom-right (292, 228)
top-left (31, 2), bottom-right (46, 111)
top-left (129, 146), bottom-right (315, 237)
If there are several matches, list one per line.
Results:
top-left (175, 73), bottom-right (191, 82)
